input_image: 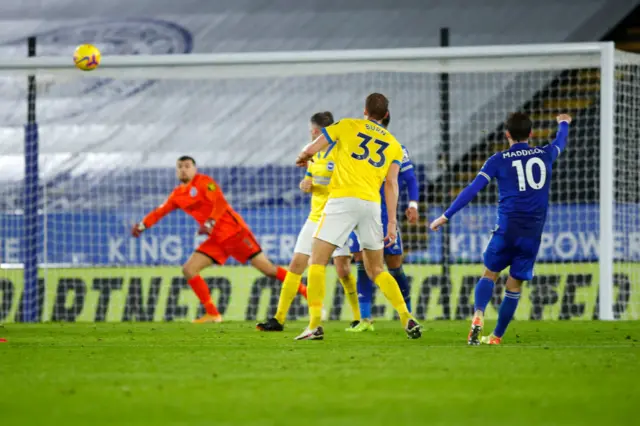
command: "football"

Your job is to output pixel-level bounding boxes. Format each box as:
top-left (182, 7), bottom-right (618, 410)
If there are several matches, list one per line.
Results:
top-left (73, 44), bottom-right (101, 71)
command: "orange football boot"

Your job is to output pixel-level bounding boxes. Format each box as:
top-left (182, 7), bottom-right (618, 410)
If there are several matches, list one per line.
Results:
top-left (192, 314), bottom-right (223, 324)
top-left (467, 313), bottom-right (484, 346)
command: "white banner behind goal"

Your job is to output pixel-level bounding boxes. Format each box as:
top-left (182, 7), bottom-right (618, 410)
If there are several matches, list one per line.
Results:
top-left (0, 42), bottom-right (638, 322)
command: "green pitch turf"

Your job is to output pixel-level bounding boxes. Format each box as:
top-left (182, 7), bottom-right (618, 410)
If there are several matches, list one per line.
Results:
top-left (0, 321), bottom-right (637, 426)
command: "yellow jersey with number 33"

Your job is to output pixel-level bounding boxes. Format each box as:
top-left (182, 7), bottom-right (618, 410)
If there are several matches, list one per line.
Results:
top-left (305, 150), bottom-right (336, 222)
top-left (321, 118), bottom-right (403, 202)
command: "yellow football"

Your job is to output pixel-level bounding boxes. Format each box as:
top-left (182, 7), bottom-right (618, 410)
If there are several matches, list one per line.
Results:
top-left (73, 44), bottom-right (101, 71)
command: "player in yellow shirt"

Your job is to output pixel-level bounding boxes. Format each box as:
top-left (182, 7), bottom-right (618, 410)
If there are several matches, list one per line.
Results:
top-left (294, 93), bottom-right (422, 340)
top-left (257, 112), bottom-right (360, 332)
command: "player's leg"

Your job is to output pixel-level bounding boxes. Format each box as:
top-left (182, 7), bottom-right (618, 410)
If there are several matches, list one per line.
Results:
top-left (296, 198), bottom-right (357, 340)
top-left (294, 237), bottom-right (336, 340)
top-left (483, 237), bottom-right (538, 345)
top-left (361, 248), bottom-right (420, 339)
top-left (183, 243), bottom-right (224, 323)
top-left (482, 275), bottom-right (523, 345)
top-left (256, 251), bottom-right (309, 331)
top-left (385, 254), bottom-right (410, 310)
top-left (346, 234), bottom-right (375, 332)
top-left (333, 249), bottom-right (361, 326)
top-left (258, 220), bottom-right (315, 331)
top-left (468, 233), bottom-right (510, 345)
top-left (240, 226), bottom-right (307, 299)
top-left (358, 200), bottom-right (421, 339)
top-left (467, 268), bottom-right (501, 345)
top-left (384, 228), bottom-right (411, 311)
top-left (250, 253), bottom-right (307, 297)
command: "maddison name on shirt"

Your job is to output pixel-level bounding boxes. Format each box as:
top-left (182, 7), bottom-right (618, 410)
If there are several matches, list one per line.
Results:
top-left (502, 147), bottom-right (545, 158)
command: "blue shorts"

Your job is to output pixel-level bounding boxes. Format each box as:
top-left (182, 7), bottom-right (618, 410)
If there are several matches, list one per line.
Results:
top-left (483, 232), bottom-right (541, 281)
top-left (349, 225), bottom-right (403, 256)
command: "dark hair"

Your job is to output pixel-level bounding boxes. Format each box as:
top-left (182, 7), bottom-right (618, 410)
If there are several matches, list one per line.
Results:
top-left (177, 155), bottom-right (196, 165)
top-left (381, 111), bottom-right (390, 128)
top-left (365, 93), bottom-right (389, 121)
top-left (310, 111), bottom-right (334, 128)
top-left (506, 112), bottom-right (532, 141)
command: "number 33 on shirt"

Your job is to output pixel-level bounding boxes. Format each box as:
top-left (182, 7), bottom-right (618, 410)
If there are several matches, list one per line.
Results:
top-left (321, 118), bottom-right (404, 202)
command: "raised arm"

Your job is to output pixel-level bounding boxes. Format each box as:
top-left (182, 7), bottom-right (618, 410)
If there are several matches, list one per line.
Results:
top-left (547, 114), bottom-right (572, 162)
top-left (132, 195), bottom-right (178, 237)
top-left (384, 162), bottom-right (401, 247)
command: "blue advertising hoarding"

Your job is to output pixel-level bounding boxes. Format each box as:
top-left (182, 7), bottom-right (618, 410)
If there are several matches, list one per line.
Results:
top-left (0, 204), bottom-right (639, 265)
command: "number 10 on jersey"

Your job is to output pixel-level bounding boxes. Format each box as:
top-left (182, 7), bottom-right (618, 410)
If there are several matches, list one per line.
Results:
top-left (512, 157), bottom-right (547, 191)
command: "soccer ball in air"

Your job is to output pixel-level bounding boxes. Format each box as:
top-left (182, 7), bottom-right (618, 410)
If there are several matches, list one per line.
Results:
top-left (73, 44), bottom-right (101, 71)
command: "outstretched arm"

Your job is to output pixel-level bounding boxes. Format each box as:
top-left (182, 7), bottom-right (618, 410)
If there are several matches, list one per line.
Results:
top-left (132, 196), bottom-right (177, 237)
top-left (430, 174), bottom-right (490, 231)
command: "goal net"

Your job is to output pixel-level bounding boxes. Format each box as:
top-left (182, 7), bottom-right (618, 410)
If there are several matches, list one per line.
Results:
top-left (0, 43), bottom-right (638, 322)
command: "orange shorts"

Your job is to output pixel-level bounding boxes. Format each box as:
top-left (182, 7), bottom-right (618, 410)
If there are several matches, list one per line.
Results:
top-left (196, 228), bottom-right (262, 265)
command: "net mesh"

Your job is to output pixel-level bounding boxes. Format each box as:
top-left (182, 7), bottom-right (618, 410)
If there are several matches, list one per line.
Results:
top-left (0, 48), bottom-right (638, 322)
top-left (613, 51), bottom-right (640, 320)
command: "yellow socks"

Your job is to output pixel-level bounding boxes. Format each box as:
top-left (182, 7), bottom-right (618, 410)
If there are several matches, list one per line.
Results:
top-left (374, 271), bottom-right (412, 325)
top-left (275, 271), bottom-right (302, 324)
top-left (307, 264), bottom-right (326, 329)
top-left (339, 273), bottom-right (361, 322)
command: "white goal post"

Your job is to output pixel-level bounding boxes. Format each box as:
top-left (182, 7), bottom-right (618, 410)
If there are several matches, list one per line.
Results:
top-left (1, 41), bottom-right (638, 322)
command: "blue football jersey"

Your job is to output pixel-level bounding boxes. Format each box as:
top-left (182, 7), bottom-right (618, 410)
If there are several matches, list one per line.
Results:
top-left (480, 141), bottom-right (563, 236)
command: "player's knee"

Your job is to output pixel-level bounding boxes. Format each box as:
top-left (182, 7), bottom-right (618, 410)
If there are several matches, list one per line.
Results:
top-left (506, 276), bottom-right (523, 292)
top-left (250, 254), bottom-right (275, 277)
top-left (482, 268), bottom-right (500, 282)
top-left (182, 264), bottom-right (197, 280)
top-left (335, 261), bottom-right (351, 279)
top-left (366, 265), bottom-right (385, 281)
top-left (288, 254), bottom-right (308, 276)
top-left (385, 254), bottom-right (403, 270)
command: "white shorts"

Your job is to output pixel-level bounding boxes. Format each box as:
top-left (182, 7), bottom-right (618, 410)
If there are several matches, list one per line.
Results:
top-left (293, 219), bottom-right (351, 257)
top-left (314, 197), bottom-right (383, 251)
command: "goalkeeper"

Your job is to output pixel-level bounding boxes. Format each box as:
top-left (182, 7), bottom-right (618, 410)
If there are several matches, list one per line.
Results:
top-left (131, 156), bottom-right (307, 324)
top-left (257, 112), bottom-right (361, 332)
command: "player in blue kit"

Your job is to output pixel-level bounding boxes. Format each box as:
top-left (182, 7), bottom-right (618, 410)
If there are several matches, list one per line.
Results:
top-left (430, 112), bottom-right (571, 345)
top-left (346, 112), bottom-right (420, 332)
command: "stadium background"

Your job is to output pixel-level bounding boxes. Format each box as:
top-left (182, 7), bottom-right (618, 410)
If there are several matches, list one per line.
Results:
top-left (1, 0), bottom-right (639, 322)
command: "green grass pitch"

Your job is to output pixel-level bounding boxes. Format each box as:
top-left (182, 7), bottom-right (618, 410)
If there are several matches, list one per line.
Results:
top-left (1, 321), bottom-right (638, 426)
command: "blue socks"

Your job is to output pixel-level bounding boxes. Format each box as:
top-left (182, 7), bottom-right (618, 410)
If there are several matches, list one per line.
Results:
top-left (389, 267), bottom-right (411, 312)
top-left (356, 262), bottom-right (373, 319)
top-left (474, 277), bottom-right (495, 313)
top-left (494, 290), bottom-right (520, 337)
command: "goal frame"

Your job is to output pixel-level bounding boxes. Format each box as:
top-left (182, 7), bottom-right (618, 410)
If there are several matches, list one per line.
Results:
top-left (1, 41), bottom-right (617, 321)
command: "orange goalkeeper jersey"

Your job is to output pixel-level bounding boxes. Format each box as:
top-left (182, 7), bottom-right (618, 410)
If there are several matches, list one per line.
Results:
top-left (142, 174), bottom-right (249, 242)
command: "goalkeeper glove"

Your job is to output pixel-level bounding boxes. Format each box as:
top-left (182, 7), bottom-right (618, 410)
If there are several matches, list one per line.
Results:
top-left (198, 219), bottom-right (216, 235)
top-left (131, 222), bottom-right (146, 238)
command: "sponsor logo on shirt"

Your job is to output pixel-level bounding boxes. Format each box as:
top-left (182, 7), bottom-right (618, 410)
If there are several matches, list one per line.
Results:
top-left (402, 147), bottom-right (410, 163)
top-left (190, 187), bottom-right (198, 197)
